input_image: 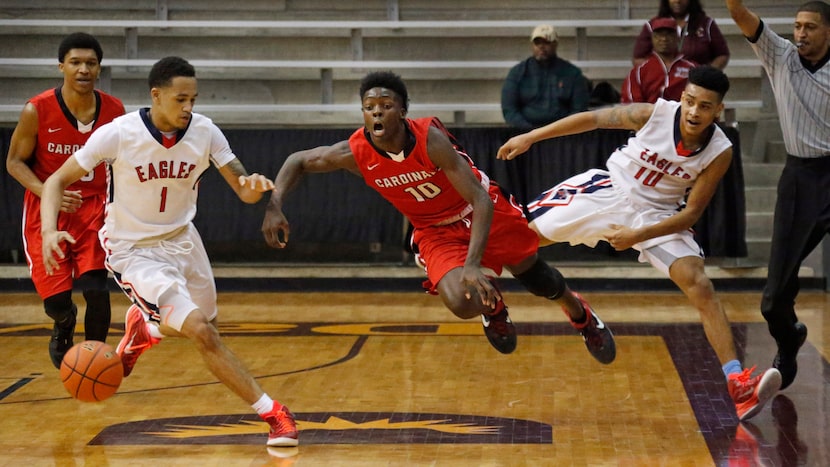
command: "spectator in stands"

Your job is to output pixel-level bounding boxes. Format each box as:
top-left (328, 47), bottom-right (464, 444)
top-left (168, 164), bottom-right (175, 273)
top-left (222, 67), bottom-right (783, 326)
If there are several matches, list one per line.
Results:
top-left (633, 0), bottom-right (730, 69)
top-left (725, 0), bottom-right (830, 392)
top-left (622, 17), bottom-right (698, 103)
top-left (4, 32), bottom-right (124, 369)
top-left (501, 24), bottom-right (590, 129)
top-left (498, 65), bottom-right (781, 421)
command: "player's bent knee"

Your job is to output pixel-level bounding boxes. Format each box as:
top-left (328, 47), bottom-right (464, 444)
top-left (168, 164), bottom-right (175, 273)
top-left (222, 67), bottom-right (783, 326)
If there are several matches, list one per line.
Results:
top-left (187, 318), bottom-right (222, 351)
top-left (672, 267), bottom-right (714, 298)
top-left (442, 295), bottom-right (484, 319)
top-left (436, 271), bottom-right (491, 319)
top-left (43, 290), bottom-right (74, 321)
top-left (513, 258), bottom-right (566, 300)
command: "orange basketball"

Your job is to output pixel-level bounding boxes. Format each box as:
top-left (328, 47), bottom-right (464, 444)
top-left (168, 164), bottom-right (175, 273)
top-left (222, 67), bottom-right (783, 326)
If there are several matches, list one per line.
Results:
top-left (60, 340), bottom-right (123, 402)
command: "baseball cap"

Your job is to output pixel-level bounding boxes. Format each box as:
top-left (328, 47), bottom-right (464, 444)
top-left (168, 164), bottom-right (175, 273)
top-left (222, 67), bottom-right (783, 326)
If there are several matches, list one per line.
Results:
top-left (531, 24), bottom-right (557, 42)
top-left (650, 17), bottom-right (678, 32)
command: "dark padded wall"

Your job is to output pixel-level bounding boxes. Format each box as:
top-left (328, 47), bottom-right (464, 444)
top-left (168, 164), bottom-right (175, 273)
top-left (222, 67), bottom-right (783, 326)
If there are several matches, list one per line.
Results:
top-left (0, 125), bottom-right (746, 264)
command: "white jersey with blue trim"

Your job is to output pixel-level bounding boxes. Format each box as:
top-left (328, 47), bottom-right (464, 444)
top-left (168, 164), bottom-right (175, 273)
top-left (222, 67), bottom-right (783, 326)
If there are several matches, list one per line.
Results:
top-left (73, 109), bottom-right (236, 247)
top-left (606, 98), bottom-right (732, 211)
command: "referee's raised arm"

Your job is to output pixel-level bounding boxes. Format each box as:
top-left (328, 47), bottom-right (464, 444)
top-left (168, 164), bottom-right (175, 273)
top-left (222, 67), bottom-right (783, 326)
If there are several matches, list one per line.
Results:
top-left (725, 0), bottom-right (762, 38)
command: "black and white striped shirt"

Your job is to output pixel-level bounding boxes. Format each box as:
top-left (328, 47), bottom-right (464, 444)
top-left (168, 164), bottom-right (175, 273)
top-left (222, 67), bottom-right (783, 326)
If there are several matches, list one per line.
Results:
top-left (750, 22), bottom-right (830, 158)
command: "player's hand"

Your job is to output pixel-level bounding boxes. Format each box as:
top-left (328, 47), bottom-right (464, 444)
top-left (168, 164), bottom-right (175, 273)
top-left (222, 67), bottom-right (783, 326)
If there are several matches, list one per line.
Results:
top-left (262, 204), bottom-right (290, 249)
top-left (461, 265), bottom-right (501, 309)
top-left (238, 173), bottom-right (275, 192)
top-left (604, 224), bottom-right (639, 251)
top-left (41, 230), bottom-right (76, 275)
top-left (497, 134), bottom-right (534, 160)
top-left (60, 189), bottom-right (83, 213)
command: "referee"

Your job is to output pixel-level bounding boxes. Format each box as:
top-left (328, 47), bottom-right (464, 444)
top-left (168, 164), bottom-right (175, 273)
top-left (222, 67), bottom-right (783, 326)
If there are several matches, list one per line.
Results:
top-left (726, 0), bottom-right (830, 390)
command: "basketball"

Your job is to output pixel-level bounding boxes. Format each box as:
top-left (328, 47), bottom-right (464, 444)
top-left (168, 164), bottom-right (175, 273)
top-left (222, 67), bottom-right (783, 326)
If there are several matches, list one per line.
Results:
top-left (60, 340), bottom-right (123, 402)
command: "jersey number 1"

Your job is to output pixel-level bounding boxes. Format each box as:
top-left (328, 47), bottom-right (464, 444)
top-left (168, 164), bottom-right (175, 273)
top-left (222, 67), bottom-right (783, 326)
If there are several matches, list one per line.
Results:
top-left (159, 186), bottom-right (168, 212)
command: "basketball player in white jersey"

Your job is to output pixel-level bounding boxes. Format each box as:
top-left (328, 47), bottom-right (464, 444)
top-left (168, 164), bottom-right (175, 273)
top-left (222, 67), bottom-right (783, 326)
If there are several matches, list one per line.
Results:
top-left (38, 56), bottom-right (298, 448)
top-left (498, 65), bottom-right (781, 421)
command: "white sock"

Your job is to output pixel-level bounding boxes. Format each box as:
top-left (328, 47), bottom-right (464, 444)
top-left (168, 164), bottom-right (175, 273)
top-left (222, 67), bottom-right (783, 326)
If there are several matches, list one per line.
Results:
top-left (252, 393), bottom-right (275, 416)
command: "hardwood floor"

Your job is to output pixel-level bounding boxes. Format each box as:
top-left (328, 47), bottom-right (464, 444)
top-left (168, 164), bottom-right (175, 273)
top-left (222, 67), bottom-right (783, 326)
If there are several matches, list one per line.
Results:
top-left (1, 290), bottom-right (827, 466)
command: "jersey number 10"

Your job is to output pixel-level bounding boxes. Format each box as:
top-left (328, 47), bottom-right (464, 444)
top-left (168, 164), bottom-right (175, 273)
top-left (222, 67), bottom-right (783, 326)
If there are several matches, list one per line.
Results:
top-left (634, 167), bottom-right (664, 187)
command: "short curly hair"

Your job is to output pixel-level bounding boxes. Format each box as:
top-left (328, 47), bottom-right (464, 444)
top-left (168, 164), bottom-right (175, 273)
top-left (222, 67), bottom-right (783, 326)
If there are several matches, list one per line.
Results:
top-left (148, 56), bottom-right (196, 89)
top-left (688, 65), bottom-right (730, 101)
top-left (58, 32), bottom-right (103, 63)
top-left (359, 71), bottom-right (409, 110)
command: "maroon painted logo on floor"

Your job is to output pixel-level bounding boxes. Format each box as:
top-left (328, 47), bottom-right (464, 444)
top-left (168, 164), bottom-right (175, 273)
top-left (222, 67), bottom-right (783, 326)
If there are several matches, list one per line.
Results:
top-left (89, 412), bottom-right (552, 445)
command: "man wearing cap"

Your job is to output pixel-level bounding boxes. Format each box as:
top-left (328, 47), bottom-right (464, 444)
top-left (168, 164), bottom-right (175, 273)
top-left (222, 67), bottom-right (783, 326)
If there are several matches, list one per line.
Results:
top-left (622, 17), bottom-right (697, 103)
top-left (501, 24), bottom-right (590, 129)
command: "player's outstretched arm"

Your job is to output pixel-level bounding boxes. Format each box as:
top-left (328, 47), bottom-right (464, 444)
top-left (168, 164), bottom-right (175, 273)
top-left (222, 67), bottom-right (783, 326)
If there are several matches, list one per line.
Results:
top-left (262, 140), bottom-right (357, 249)
top-left (218, 158), bottom-right (274, 204)
top-left (496, 111), bottom-right (598, 160)
top-left (497, 103), bottom-right (653, 160)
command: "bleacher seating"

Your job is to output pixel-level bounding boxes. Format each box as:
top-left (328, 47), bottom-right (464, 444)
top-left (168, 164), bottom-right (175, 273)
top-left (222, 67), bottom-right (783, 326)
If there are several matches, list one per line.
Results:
top-left (0, 56), bottom-right (766, 103)
top-left (0, 0), bottom-right (797, 22)
top-left (0, 0), bottom-right (805, 265)
top-left (0, 1), bottom-right (794, 127)
top-left (0, 13), bottom-right (793, 126)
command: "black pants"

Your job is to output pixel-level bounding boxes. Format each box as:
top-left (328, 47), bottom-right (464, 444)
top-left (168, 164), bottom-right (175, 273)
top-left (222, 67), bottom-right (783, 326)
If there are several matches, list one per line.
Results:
top-left (761, 155), bottom-right (830, 346)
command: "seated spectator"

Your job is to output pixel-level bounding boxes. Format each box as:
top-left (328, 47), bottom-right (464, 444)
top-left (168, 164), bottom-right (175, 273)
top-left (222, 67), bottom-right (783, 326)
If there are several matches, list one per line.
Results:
top-left (501, 24), bottom-right (590, 129)
top-left (632, 0), bottom-right (729, 69)
top-left (622, 17), bottom-right (697, 104)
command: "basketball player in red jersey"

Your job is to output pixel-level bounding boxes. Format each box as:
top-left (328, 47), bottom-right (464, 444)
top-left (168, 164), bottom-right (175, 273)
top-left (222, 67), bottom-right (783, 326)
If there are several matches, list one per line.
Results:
top-left (5, 33), bottom-right (125, 368)
top-left (262, 70), bottom-right (615, 363)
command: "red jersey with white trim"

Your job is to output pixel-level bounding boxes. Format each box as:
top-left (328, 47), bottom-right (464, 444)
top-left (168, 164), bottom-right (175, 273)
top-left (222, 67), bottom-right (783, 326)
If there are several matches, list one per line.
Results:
top-left (28, 87), bottom-right (124, 198)
top-left (349, 117), bottom-right (486, 229)
top-left (606, 98), bottom-right (732, 210)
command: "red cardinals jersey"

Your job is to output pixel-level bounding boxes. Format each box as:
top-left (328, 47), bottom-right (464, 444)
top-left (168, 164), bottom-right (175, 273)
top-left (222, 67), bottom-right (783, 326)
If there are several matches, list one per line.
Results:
top-left (28, 87), bottom-right (124, 198)
top-left (349, 117), bottom-right (485, 229)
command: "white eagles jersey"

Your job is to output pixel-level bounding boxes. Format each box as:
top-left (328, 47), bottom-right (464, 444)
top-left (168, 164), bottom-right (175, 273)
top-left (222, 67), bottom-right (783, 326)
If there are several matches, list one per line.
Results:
top-left (73, 109), bottom-right (236, 247)
top-left (606, 98), bottom-right (732, 210)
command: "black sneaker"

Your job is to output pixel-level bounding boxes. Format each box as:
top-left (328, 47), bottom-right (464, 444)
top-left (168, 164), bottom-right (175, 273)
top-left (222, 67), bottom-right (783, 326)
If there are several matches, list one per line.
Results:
top-left (49, 304), bottom-right (77, 369)
top-left (481, 306), bottom-right (517, 354)
top-left (569, 292), bottom-right (616, 364)
top-left (773, 322), bottom-right (807, 390)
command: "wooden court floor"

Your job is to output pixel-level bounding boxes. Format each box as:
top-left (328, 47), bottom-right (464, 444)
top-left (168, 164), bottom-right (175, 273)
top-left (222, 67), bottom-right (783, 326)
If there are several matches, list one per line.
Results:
top-left (1, 290), bottom-right (828, 466)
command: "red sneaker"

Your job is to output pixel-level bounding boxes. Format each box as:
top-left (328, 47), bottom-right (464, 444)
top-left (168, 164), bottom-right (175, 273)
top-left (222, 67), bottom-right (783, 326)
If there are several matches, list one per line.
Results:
top-left (115, 305), bottom-right (160, 377)
top-left (728, 366), bottom-right (781, 421)
top-left (262, 403), bottom-right (299, 447)
top-left (481, 306), bottom-right (517, 354)
top-left (567, 292), bottom-right (616, 364)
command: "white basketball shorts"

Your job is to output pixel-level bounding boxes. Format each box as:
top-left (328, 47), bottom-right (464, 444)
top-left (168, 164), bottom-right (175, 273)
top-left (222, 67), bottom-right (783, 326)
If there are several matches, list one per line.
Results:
top-left (527, 169), bottom-right (703, 277)
top-left (105, 223), bottom-right (218, 331)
